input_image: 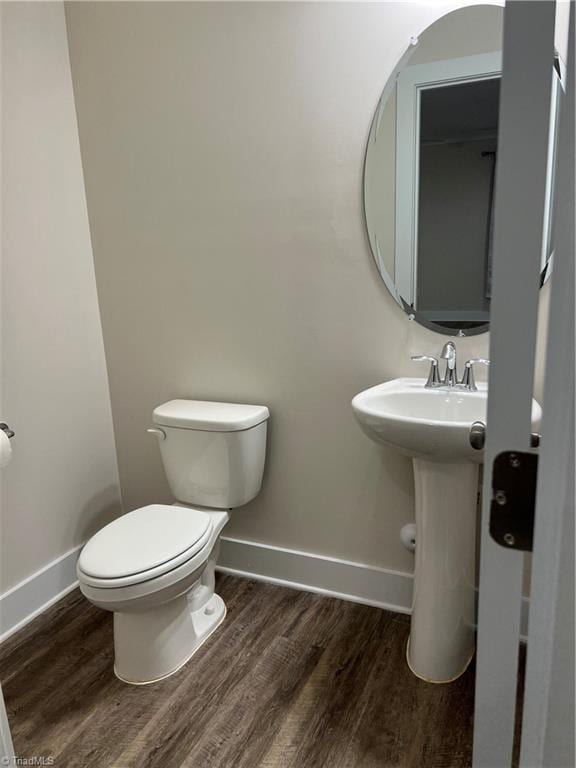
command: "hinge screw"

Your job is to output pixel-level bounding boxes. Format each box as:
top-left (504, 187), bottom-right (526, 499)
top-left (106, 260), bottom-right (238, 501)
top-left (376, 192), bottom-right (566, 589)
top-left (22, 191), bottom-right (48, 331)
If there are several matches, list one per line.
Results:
top-left (494, 490), bottom-right (507, 506)
top-left (503, 533), bottom-right (516, 546)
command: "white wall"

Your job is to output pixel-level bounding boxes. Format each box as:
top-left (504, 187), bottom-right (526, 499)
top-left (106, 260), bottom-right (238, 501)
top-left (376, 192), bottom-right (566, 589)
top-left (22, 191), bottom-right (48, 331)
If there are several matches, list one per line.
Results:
top-left (64, 1), bottom-right (546, 578)
top-left (0, 2), bottom-right (122, 601)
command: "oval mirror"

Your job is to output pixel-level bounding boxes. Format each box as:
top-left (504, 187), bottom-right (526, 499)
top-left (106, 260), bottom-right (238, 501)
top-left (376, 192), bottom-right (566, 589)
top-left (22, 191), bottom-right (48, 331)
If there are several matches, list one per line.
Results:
top-left (364, 5), bottom-right (561, 336)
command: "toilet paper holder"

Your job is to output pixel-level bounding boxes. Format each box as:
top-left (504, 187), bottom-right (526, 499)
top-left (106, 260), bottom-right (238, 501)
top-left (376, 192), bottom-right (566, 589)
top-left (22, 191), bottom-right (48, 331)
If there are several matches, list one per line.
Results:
top-left (0, 422), bottom-right (15, 439)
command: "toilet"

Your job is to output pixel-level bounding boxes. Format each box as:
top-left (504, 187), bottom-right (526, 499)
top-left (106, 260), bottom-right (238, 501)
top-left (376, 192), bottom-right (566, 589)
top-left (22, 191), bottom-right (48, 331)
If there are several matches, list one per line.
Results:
top-left (77, 399), bottom-right (269, 685)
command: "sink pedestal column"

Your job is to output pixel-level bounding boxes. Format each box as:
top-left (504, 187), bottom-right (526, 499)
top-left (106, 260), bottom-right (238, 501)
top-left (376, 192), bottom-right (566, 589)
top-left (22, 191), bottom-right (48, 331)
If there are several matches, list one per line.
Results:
top-left (408, 459), bottom-right (479, 683)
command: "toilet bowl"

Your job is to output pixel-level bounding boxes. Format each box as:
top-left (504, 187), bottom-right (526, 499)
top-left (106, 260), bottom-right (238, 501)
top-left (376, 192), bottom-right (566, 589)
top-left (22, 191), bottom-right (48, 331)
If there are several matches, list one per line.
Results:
top-left (77, 399), bottom-right (269, 685)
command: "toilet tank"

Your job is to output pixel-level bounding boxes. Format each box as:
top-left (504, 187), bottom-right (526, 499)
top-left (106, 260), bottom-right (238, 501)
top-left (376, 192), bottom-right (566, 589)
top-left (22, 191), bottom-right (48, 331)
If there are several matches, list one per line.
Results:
top-left (151, 400), bottom-right (269, 509)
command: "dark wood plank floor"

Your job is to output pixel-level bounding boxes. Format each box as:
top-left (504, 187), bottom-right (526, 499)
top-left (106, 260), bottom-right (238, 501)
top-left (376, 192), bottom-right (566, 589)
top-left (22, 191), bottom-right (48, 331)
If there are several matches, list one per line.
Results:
top-left (0, 575), bottom-right (481, 768)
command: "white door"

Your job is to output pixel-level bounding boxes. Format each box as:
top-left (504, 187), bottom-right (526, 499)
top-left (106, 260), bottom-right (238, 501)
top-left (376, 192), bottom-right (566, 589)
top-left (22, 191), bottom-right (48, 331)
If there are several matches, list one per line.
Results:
top-left (473, 2), bottom-right (574, 767)
top-left (519, 4), bottom-right (574, 766)
top-left (0, 687), bottom-right (14, 764)
top-left (0, 5), bottom-right (16, 763)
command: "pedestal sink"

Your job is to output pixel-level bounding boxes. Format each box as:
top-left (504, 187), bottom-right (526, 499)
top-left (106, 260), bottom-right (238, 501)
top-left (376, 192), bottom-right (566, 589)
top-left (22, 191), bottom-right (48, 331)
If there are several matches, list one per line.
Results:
top-left (352, 377), bottom-right (542, 683)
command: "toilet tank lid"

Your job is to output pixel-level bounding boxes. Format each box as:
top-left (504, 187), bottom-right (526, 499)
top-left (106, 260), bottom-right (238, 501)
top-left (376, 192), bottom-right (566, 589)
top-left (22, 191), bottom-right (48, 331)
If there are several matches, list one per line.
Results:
top-left (153, 399), bottom-right (269, 431)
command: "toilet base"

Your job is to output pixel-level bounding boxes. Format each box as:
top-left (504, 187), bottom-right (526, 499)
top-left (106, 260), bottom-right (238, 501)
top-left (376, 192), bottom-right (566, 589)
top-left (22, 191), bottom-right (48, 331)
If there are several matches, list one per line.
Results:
top-left (114, 592), bottom-right (226, 685)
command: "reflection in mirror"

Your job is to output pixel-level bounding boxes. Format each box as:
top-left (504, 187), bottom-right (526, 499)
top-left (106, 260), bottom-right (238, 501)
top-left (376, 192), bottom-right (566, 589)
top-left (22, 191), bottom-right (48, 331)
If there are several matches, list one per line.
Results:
top-left (364, 5), bottom-right (561, 336)
top-left (417, 75), bottom-right (499, 331)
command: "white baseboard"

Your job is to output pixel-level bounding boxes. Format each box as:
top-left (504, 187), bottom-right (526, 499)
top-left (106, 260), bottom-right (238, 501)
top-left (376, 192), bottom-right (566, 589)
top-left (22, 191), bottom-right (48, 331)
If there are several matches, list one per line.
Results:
top-left (0, 536), bottom-right (530, 646)
top-left (217, 536), bottom-right (531, 639)
top-left (217, 536), bottom-right (414, 615)
top-left (0, 546), bottom-right (81, 644)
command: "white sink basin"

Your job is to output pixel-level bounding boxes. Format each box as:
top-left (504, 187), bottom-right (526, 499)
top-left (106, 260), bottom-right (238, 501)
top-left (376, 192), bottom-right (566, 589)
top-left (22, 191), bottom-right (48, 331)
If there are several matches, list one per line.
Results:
top-left (352, 377), bottom-right (542, 462)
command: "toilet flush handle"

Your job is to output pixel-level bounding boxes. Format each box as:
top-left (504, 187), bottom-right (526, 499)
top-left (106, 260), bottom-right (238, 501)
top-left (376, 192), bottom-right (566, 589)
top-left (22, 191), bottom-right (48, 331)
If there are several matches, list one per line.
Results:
top-left (146, 428), bottom-right (166, 441)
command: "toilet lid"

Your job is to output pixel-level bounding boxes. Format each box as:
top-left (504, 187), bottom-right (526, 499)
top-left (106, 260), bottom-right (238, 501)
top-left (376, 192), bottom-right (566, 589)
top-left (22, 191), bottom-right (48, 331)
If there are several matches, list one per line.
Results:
top-left (78, 505), bottom-right (212, 579)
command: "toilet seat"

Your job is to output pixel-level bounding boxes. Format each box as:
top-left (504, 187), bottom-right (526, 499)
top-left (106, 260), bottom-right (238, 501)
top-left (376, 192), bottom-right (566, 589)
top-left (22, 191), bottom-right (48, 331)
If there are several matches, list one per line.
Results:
top-left (78, 505), bottom-right (213, 589)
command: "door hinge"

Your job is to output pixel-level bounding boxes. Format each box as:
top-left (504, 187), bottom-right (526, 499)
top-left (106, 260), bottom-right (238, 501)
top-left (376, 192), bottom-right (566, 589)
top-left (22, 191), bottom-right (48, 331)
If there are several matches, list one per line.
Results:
top-left (489, 450), bottom-right (539, 552)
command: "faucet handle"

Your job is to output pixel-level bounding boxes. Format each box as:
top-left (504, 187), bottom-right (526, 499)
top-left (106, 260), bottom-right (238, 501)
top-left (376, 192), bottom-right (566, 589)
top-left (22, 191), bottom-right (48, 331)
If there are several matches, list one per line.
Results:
top-left (411, 355), bottom-right (440, 387)
top-left (462, 358), bottom-right (490, 391)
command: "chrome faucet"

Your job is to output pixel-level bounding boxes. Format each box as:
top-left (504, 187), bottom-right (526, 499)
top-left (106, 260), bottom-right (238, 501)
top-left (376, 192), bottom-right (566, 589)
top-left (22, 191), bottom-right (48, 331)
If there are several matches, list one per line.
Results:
top-left (440, 342), bottom-right (458, 386)
top-left (411, 345), bottom-right (490, 391)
